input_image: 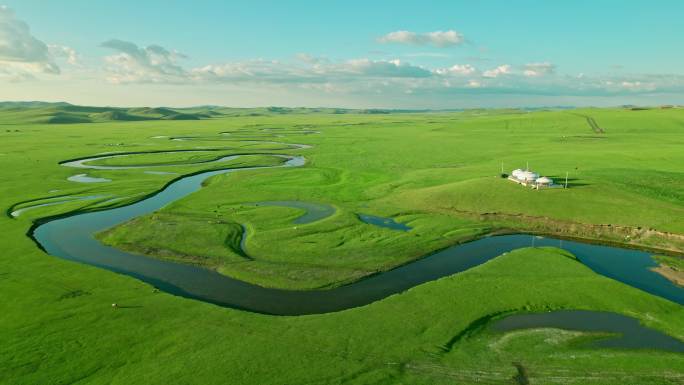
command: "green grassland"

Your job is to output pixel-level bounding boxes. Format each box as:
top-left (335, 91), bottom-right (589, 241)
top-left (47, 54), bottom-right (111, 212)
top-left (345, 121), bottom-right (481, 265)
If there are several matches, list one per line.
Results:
top-left (85, 147), bottom-right (286, 167)
top-left (2, 106), bottom-right (684, 383)
top-left (655, 255), bottom-right (684, 270)
top-left (89, 107), bottom-right (684, 289)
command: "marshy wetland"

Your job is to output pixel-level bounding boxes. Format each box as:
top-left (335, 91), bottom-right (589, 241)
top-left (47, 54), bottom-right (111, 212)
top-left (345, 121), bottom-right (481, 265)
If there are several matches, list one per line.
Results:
top-left (4, 107), bottom-right (684, 384)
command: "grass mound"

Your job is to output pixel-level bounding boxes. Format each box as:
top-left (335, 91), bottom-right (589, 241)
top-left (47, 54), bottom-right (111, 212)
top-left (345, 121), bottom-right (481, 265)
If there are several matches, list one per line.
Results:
top-left (46, 112), bottom-right (93, 124)
top-left (90, 110), bottom-right (152, 122)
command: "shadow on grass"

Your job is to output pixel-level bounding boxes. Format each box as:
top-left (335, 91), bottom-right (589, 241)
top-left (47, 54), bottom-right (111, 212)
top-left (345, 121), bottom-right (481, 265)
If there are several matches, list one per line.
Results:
top-left (545, 176), bottom-right (589, 188)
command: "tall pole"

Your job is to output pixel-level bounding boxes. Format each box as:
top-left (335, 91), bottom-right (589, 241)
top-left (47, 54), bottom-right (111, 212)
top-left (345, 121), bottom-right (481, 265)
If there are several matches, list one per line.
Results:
top-left (526, 161), bottom-right (529, 171)
top-left (501, 161), bottom-right (504, 174)
top-left (565, 172), bottom-right (569, 188)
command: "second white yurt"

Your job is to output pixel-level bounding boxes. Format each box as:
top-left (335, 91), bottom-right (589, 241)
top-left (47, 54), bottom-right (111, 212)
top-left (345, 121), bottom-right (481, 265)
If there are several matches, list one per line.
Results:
top-left (535, 176), bottom-right (553, 186)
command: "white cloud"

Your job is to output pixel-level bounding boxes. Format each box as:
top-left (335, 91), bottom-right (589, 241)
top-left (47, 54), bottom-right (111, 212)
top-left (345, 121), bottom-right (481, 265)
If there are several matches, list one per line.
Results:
top-left (0, 6), bottom-right (59, 75)
top-left (340, 58), bottom-right (432, 78)
top-left (620, 81), bottom-right (656, 91)
top-left (523, 62), bottom-right (555, 77)
top-left (91, 40), bottom-right (678, 102)
top-left (434, 64), bottom-right (476, 76)
top-left (190, 59), bottom-right (309, 83)
top-left (48, 44), bottom-right (79, 66)
top-left (403, 52), bottom-right (452, 58)
top-left (101, 39), bottom-right (187, 83)
top-left (482, 64), bottom-right (511, 78)
top-left (296, 53), bottom-right (329, 65)
top-left (621, 81), bottom-right (640, 88)
top-left (0, 62), bottom-right (39, 81)
top-left (188, 57), bottom-right (433, 87)
top-left (378, 30), bottom-right (465, 47)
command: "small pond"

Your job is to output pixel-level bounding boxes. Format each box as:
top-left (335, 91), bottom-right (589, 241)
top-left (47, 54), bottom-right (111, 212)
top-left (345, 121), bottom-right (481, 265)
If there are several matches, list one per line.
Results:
top-left (67, 174), bottom-right (111, 183)
top-left (492, 310), bottom-right (684, 352)
top-left (358, 213), bottom-right (411, 231)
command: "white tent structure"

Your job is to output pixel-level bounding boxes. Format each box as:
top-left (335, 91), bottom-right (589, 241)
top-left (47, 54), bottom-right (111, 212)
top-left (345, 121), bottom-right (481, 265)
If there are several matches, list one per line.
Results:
top-left (519, 171), bottom-right (539, 182)
top-left (535, 176), bottom-right (553, 187)
top-left (507, 166), bottom-right (560, 189)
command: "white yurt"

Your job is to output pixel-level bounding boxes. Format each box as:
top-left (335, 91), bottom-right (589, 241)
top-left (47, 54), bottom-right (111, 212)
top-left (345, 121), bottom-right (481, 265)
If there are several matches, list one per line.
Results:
top-left (535, 176), bottom-right (553, 186)
top-left (511, 169), bottom-right (524, 179)
top-left (520, 171), bottom-right (539, 182)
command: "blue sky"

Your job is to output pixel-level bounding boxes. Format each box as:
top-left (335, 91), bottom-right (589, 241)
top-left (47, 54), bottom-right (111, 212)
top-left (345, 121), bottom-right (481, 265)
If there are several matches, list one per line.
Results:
top-left (1, 0), bottom-right (683, 108)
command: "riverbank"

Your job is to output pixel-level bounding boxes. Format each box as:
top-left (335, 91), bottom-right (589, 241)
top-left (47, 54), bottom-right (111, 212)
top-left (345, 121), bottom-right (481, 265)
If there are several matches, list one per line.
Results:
top-left (96, 200), bottom-right (684, 294)
top-left (39, 189), bottom-right (684, 313)
top-left (652, 255), bottom-right (684, 287)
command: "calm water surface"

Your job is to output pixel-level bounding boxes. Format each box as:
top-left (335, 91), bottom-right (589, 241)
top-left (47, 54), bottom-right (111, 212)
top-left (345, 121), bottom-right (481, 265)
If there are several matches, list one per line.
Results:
top-left (492, 310), bottom-right (684, 352)
top-left (358, 213), bottom-right (412, 231)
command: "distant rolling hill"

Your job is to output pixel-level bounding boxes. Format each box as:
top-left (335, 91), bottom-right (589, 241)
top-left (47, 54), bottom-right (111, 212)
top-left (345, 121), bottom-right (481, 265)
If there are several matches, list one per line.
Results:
top-left (0, 101), bottom-right (440, 124)
top-left (0, 102), bottom-right (208, 124)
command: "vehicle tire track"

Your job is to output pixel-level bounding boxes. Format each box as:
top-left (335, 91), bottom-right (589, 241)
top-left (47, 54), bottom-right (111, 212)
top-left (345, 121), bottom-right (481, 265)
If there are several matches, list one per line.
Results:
top-left (584, 116), bottom-right (604, 134)
top-left (570, 113), bottom-right (604, 134)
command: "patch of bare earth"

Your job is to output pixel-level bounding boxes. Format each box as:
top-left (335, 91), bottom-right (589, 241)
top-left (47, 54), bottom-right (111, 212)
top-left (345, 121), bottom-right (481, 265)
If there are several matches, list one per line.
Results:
top-left (651, 264), bottom-right (684, 287)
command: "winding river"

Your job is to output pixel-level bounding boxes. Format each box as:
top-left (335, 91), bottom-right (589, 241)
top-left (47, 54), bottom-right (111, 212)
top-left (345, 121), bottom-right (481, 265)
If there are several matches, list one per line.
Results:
top-left (25, 136), bottom-right (684, 316)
